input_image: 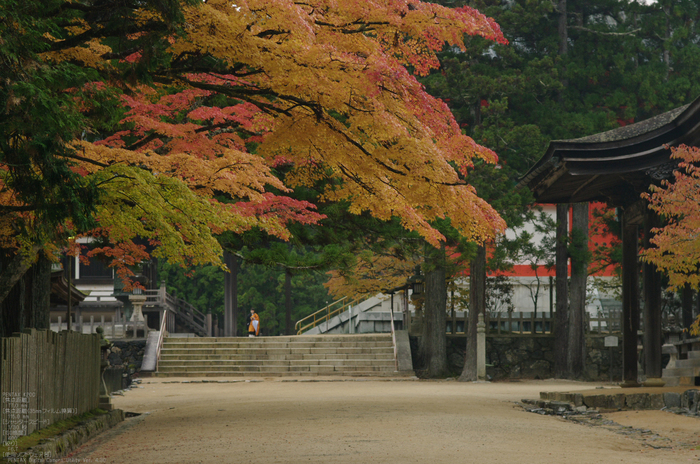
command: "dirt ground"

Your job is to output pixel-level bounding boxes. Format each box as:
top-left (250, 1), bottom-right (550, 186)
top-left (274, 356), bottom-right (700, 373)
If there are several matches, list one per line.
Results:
top-left (62, 378), bottom-right (700, 464)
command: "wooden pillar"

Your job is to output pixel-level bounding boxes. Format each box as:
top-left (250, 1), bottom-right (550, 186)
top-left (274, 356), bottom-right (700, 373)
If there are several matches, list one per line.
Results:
top-left (568, 202), bottom-right (589, 378)
top-left (554, 203), bottom-right (569, 377)
top-left (643, 209), bottom-right (663, 383)
top-left (621, 203), bottom-right (642, 387)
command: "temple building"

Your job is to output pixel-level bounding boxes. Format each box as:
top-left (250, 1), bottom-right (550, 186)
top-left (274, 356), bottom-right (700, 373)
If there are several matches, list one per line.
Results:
top-left (521, 96), bottom-right (700, 386)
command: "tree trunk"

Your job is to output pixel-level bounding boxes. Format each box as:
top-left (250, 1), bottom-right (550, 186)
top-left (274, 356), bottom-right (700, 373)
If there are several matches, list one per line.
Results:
top-left (285, 268), bottom-right (293, 335)
top-left (557, 0), bottom-right (568, 103)
top-left (682, 284), bottom-right (694, 330)
top-left (224, 251), bottom-right (239, 336)
top-left (663, 5), bottom-right (671, 81)
top-left (554, 203), bottom-right (569, 377)
top-left (568, 203), bottom-right (588, 378)
top-left (558, 0), bottom-right (567, 56)
top-left (0, 252), bottom-right (51, 338)
top-left (0, 245), bottom-right (42, 305)
top-left (231, 254), bottom-right (239, 336)
top-left (27, 254), bottom-right (51, 330)
top-left (421, 243), bottom-right (448, 378)
top-left (460, 245), bottom-right (486, 382)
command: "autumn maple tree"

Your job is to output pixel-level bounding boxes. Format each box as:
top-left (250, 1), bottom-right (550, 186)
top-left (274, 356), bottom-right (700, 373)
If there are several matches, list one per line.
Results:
top-left (643, 145), bottom-right (700, 334)
top-left (1, 0), bottom-right (507, 313)
top-left (643, 145), bottom-right (700, 288)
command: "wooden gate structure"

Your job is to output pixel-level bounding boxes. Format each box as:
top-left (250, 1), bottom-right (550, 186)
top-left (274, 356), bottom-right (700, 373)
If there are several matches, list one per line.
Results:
top-left (521, 96), bottom-right (700, 386)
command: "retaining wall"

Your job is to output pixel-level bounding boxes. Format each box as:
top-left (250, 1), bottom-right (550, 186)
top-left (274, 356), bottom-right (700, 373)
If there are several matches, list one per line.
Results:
top-left (443, 336), bottom-right (623, 381)
top-left (107, 340), bottom-right (146, 387)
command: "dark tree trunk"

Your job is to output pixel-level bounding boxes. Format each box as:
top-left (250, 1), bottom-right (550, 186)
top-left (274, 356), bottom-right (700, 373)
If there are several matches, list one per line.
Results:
top-left (0, 245), bottom-right (42, 305)
top-left (554, 203), bottom-right (569, 377)
top-left (224, 252), bottom-right (239, 336)
top-left (460, 245), bottom-right (486, 382)
top-left (0, 253), bottom-right (51, 338)
top-left (682, 284), bottom-right (694, 330)
top-left (663, 5), bottom-right (671, 80)
top-left (568, 203), bottom-right (588, 378)
top-left (27, 254), bottom-right (51, 330)
top-left (421, 244), bottom-right (448, 378)
top-left (558, 0), bottom-right (567, 56)
top-left (285, 268), bottom-right (293, 335)
top-left (231, 254), bottom-right (239, 336)
top-left (557, 0), bottom-right (568, 103)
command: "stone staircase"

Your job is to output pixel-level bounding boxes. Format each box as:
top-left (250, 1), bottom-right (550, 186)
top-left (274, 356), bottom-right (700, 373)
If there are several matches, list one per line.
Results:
top-left (662, 338), bottom-right (700, 387)
top-left (156, 334), bottom-right (411, 377)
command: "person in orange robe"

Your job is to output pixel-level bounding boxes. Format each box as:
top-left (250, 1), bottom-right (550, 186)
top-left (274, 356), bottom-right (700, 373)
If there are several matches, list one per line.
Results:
top-left (248, 309), bottom-right (260, 337)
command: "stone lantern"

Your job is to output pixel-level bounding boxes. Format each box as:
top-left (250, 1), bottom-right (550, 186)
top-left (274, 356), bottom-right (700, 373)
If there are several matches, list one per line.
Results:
top-left (128, 274), bottom-right (149, 323)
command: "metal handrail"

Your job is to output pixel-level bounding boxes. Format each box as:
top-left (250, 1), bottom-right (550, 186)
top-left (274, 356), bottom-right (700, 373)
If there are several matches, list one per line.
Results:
top-left (295, 296), bottom-right (358, 335)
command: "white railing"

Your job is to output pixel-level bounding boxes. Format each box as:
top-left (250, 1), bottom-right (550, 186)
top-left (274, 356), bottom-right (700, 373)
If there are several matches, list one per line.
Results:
top-left (155, 309), bottom-right (169, 371)
top-left (51, 315), bottom-right (148, 339)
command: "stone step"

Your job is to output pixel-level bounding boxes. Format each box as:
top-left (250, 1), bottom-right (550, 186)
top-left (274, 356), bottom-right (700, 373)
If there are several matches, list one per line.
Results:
top-left (160, 347), bottom-right (394, 356)
top-left (153, 370), bottom-right (413, 378)
top-left (661, 375), bottom-right (695, 387)
top-left (662, 366), bottom-right (700, 377)
top-left (160, 353), bottom-right (394, 362)
top-left (686, 351), bottom-right (700, 359)
top-left (163, 335), bottom-right (392, 344)
top-left (162, 341), bottom-right (393, 350)
top-left (673, 358), bottom-right (700, 369)
top-left (158, 359), bottom-right (395, 367)
top-left (157, 364), bottom-right (395, 373)
top-left (157, 334), bottom-right (402, 378)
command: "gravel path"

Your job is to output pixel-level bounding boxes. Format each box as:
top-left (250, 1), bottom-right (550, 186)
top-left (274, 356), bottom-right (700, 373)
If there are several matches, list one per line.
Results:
top-left (62, 378), bottom-right (700, 464)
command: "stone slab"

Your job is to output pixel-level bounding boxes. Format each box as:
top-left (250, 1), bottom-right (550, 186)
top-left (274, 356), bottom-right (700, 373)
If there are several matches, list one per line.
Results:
top-left (539, 386), bottom-right (698, 411)
top-left (395, 330), bottom-right (413, 372)
top-left (140, 330), bottom-right (160, 372)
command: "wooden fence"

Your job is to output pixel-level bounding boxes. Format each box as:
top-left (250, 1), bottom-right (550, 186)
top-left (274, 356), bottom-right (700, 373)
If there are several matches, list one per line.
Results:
top-left (0, 329), bottom-right (100, 443)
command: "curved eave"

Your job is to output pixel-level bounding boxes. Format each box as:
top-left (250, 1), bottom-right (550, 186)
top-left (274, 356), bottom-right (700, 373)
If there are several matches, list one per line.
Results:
top-left (520, 96), bottom-right (700, 205)
top-left (50, 271), bottom-right (88, 305)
